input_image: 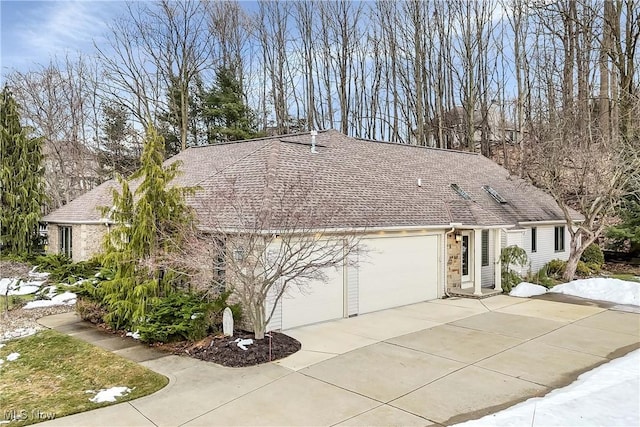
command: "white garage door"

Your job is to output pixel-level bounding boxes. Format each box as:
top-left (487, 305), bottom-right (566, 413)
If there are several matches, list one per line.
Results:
top-left (280, 265), bottom-right (344, 330)
top-left (358, 235), bottom-right (439, 313)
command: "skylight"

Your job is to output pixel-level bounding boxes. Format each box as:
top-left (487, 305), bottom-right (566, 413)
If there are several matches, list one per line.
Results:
top-left (451, 183), bottom-right (472, 200)
top-left (483, 185), bottom-right (507, 204)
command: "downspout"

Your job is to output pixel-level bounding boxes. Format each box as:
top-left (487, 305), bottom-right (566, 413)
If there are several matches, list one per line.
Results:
top-left (443, 227), bottom-right (456, 298)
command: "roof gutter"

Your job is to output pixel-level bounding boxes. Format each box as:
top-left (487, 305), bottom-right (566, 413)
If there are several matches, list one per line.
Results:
top-left (517, 219), bottom-right (582, 226)
top-left (42, 219), bottom-right (114, 225)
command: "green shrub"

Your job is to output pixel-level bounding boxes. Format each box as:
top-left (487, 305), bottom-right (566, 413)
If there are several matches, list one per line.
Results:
top-left (543, 259), bottom-right (567, 278)
top-left (580, 243), bottom-right (605, 267)
top-left (526, 267), bottom-right (556, 288)
top-left (500, 245), bottom-right (529, 292)
top-left (586, 262), bottom-right (601, 274)
top-left (136, 291), bottom-right (242, 343)
top-left (575, 260), bottom-right (592, 277)
top-left (76, 296), bottom-right (108, 324)
top-left (35, 255), bottom-right (102, 283)
top-left (0, 251), bottom-right (39, 263)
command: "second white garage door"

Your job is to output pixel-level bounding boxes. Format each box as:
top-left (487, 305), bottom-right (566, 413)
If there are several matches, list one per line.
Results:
top-left (358, 235), bottom-right (439, 313)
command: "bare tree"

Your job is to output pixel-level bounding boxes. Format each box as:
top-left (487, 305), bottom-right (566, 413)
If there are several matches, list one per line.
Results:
top-left (97, 1), bottom-right (211, 152)
top-left (173, 175), bottom-right (366, 339)
top-left (532, 127), bottom-right (639, 280)
top-left (8, 56), bottom-right (102, 211)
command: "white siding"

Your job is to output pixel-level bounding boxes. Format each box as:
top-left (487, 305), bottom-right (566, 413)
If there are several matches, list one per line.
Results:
top-left (347, 251), bottom-right (359, 316)
top-left (525, 225), bottom-right (571, 273)
top-left (500, 225), bottom-right (572, 275)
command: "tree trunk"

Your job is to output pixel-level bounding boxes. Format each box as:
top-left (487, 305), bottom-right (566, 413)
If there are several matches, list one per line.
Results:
top-left (563, 231), bottom-right (598, 281)
top-left (253, 301), bottom-right (266, 340)
top-left (563, 250), bottom-right (581, 282)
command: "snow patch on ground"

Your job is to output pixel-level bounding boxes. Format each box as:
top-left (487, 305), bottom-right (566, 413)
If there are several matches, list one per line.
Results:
top-left (0, 278), bottom-right (16, 294)
top-left (88, 386), bottom-right (132, 403)
top-left (28, 267), bottom-right (50, 280)
top-left (0, 278), bottom-right (46, 296)
top-left (510, 282), bottom-right (548, 297)
top-left (0, 327), bottom-right (38, 342)
top-left (126, 330), bottom-right (140, 340)
top-left (550, 278), bottom-right (640, 306)
top-left (454, 349), bottom-right (640, 426)
top-left (23, 292), bottom-right (77, 309)
top-left (37, 285), bottom-right (58, 299)
top-left (6, 352), bottom-right (20, 362)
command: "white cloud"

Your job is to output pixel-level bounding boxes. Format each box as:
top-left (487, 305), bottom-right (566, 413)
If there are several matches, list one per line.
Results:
top-left (2, 0), bottom-right (119, 72)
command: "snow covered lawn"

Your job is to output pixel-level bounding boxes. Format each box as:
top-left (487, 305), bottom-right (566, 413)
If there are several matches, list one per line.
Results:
top-left (455, 349), bottom-right (640, 426)
top-left (510, 277), bottom-right (640, 306)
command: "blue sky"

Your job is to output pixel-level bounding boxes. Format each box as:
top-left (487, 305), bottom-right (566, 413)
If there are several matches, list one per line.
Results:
top-left (1, 0), bottom-right (122, 78)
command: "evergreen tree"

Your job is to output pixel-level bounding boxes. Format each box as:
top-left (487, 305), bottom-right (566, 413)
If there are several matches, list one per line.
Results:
top-left (0, 85), bottom-right (46, 254)
top-left (607, 198), bottom-right (640, 256)
top-left (98, 101), bottom-right (140, 178)
top-left (203, 67), bottom-right (261, 143)
top-left (156, 74), bottom-right (204, 156)
top-left (100, 124), bottom-right (195, 329)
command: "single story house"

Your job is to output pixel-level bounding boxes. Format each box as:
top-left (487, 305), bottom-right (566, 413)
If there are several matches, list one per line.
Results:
top-left (42, 129), bottom-right (580, 330)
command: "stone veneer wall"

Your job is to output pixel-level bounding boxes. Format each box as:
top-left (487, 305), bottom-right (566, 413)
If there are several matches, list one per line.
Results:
top-left (45, 223), bottom-right (106, 262)
top-left (446, 232), bottom-right (462, 289)
top-left (79, 224), bottom-right (106, 261)
top-left (46, 224), bottom-right (59, 256)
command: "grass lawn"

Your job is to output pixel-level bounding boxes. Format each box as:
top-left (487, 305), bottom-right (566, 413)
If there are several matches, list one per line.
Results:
top-left (0, 294), bottom-right (36, 312)
top-left (0, 330), bottom-right (168, 426)
top-left (610, 273), bottom-right (640, 282)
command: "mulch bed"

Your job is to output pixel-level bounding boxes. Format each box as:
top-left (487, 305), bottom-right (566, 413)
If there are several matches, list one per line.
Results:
top-left (76, 308), bottom-right (302, 367)
top-left (603, 262), bottom-right (640, 275)
top-left (153, 330), bottom-right (301, 367)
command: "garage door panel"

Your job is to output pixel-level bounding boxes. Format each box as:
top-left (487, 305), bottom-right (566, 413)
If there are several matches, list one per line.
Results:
top-left (358, 235), bottom-right (439, 313)
top-left (281, 265), bottom-right (344, 329)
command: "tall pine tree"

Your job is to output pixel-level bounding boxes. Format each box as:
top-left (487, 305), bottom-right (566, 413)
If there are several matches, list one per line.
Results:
top-left (100, 124), bottom-right (195, 329)
top-left (203, 67), bottom-right (261, 143)
top-left (0, 85), bottom-right (46, 254)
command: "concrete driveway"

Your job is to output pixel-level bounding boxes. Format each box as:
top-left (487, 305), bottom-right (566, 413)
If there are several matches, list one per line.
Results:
top-left (40, 295), bottom-right (640, 426)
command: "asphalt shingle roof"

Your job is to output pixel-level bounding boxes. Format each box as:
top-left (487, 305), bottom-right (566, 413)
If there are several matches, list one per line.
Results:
top-left (43, 130), bottom-right (580, 230)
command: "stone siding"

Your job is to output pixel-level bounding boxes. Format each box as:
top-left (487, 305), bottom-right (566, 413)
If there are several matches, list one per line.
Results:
top-left (44, 223), bottom-right (106, 262)
top-left (78, 224), bottom-right (106, 261)
top-left (46, 224), bottom-right (59, 256)
top-left (446, 232), bottom-right (462, 289)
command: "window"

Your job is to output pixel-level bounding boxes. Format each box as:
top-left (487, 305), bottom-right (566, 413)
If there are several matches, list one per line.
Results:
top-left (482, 185), bottom-right (507, 204)
top-left (461, 235), bottom-right (469, 277)
top-left (531, 227), bottom-right (537, 253)
top-left (451, 183), bottom-right (472, 200)
top-left (59, 226), bottom-right (72, 258)
top-left (212, 237), bottom-right (226, 292)
top-left (554, 226), bottom-right (565, 252)
top-left (481, 230), bottom-right (489, 266)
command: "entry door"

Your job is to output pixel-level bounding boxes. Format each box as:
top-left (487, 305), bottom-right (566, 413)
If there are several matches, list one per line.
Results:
top-left (461, 231), bottom-right (472, 283)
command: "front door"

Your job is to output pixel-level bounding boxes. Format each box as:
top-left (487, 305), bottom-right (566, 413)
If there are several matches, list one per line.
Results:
top-left (461, 231), bottom-right (472, 284)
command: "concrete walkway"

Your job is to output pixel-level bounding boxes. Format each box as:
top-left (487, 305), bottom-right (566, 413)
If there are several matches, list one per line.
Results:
top-left (38, 295), bottom-right (640, 427)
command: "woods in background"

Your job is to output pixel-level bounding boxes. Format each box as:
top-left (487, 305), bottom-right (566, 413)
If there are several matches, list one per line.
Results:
top-left (3, 0), bottom-right (639, 216)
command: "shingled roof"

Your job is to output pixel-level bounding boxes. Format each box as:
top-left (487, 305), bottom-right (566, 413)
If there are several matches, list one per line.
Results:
top-left (43, 129), bottom-right (580, 230)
